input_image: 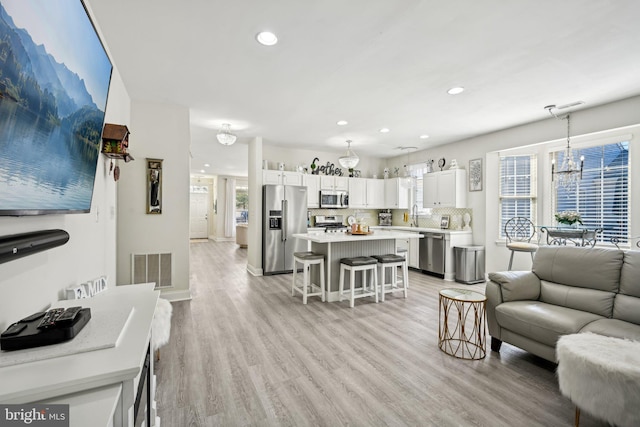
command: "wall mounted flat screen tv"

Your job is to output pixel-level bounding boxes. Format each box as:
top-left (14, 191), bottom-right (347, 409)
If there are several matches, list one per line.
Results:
top-left (0, 0), bottom-right (113, 216)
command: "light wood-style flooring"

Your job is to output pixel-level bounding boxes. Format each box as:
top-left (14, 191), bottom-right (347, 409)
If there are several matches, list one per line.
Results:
top-left (156, 241), bottom-right (607, 426)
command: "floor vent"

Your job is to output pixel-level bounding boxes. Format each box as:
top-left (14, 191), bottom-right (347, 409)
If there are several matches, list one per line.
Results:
top-left (132, 253), bottom-right (173, 289)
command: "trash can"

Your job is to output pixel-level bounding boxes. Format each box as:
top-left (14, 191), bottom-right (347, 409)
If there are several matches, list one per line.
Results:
top-left (454, 246), bottom-right (485, 284)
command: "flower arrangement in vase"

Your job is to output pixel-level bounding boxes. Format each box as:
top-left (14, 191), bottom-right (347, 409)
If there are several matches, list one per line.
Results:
top-left (555, 211), bottom-right (583, 227)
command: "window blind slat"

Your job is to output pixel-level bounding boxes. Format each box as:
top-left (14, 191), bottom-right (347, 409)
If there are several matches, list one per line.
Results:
top-left (499, 155), bottom-right (536, 237)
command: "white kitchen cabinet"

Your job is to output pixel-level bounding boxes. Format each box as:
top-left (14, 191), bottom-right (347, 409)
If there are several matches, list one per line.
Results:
top-left (263, 170), bottom-right (302, 186)
top-left (348, 178), bottom-right (384, 209)
top-left (396, 232), bottom-right (420, 269)
top-left (423, 169), bottom-right (466, 208)
top-left (367, 179), bottom-right (385, 208)
top-left (384, 177), bottom-right (410, 209)
top-left (320, 175), bottom-right (349, 191)
top-left (408, 234), bottom-right (420, 268)
top-left (303, 174), bottom-right (320, 208)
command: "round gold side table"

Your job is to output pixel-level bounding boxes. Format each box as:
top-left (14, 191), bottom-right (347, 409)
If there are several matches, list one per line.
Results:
top-left (438, 288), bottom-right (487, 360)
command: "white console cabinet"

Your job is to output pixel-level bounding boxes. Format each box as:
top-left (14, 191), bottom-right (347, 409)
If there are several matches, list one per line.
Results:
top-left (0, 283), bottom-right (160, 427)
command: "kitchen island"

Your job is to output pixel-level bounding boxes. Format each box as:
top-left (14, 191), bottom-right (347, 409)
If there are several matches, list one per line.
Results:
top-left (292, 230), bottom-right (422, 302)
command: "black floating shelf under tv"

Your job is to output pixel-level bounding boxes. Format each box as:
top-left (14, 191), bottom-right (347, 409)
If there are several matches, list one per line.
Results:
top-left (0, 229), bottom-right (70, 265)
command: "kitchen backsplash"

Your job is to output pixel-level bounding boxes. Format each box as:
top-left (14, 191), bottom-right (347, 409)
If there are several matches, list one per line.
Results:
top-left (308, 208), bottom-right (380, 226)
top-left (391, 207), bottom-right (473, 230)
top-left (309, 207), bottom-right (473, 230)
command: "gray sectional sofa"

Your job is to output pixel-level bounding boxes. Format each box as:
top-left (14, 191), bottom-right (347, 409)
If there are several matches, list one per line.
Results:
top-left (487, 245), bottom-right (640, 362)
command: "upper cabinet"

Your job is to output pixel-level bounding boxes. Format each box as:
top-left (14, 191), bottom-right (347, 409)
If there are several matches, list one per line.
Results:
top-left (263, 170), bottom-right (303, 186)
top-left (348, 178), bottom-right (384, 209)
top-left (320, 175), bottom-right (349, 191)
top-left (423, 169), bottom-right (466, 208)
top-left (384, 177), bottom-right (410, 209)
top-left (303, 174), bottom-right (320, 208)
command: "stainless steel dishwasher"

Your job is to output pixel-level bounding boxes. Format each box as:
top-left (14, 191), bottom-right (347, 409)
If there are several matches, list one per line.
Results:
top-left (419, 232), bottom-right (445, 277)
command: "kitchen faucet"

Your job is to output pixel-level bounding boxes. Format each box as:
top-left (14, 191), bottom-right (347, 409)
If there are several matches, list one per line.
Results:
top-left (411, 203), bottom-right (419, 227)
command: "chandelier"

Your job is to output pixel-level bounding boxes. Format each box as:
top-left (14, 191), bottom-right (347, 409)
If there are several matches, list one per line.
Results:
top-left (216, 123), bottom-right (237, 146)
top-left (338, 140), bottom-right (359, 169)
top-left (546, 106), bottom-right (584, 192)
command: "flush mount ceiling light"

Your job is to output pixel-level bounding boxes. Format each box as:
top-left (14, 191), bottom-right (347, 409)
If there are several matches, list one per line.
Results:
top-left (338, 140), bottom-right (359, 169)
top-left (379, 128), bottom-right (390, 133)
top-left (337, 120), bottom-right (348, 126)
top-left (447, 86), bottom-right (465, 95)
top-left (256, 31), bottom-right (278, 46)
top-left (419, 134), bottom-right (430, 139)
top-left (216, 123), bottom-right (237, 146)
top-left (546, 104), bottom-right (585, 193)
top-left (204, 163), bottom-right (210, 167)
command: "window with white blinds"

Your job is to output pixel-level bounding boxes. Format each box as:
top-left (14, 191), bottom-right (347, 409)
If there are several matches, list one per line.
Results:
top-left (499, 155), bottom-right (537, 237)
top-left (553, 141), bottom-right (629, 244)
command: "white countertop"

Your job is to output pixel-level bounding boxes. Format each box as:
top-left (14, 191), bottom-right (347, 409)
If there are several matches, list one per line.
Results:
top-left (371, 226), bottom-right (472, 235)
top-left (293, 229), bottom-right (422, 243)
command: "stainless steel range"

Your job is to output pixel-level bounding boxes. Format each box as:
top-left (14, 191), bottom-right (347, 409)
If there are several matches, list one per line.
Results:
top-left (314, 215), bottom-right (348, 233)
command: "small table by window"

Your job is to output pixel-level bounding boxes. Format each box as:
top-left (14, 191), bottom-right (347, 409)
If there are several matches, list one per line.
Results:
top-left (539, 226), bottom-right (602, 248)
top-left (438, 288), bottom-right (486, 360)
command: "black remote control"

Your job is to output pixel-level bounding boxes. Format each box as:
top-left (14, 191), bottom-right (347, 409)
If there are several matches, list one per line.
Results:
top-left (1, 323), bottom-right (27, 337)
top-left (56, 306), bottom-right (83, 323)
top-left (36, 308), bottom-right (65, 329)
top-left (19, 311), bottom-right (46, 323)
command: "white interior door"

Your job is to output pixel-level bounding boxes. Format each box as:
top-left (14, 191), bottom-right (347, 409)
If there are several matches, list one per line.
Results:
top-left (190, 192), bottom-right (209, 239)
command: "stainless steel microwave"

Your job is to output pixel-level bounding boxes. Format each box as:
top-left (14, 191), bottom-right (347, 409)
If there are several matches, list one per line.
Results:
top-left (319, 190), bottom-right (349, 208)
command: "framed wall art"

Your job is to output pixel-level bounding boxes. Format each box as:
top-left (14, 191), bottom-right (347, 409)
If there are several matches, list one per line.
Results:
top-left (440, 215), bottom-right (450, 229)
top-left (147, 158), bottom-right (163, 214)
top-left (469, 158), bottom-right (483, 191)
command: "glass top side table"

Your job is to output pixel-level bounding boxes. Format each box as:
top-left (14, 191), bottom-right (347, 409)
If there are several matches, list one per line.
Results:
top-left (539, 226), bottom-right (602, 248)
top-left (438, 288), bottom-right (487, 360)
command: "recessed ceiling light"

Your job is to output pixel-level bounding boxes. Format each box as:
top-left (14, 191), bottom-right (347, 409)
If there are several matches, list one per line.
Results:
top-left (447, 87), bottom-right (465, 95)
top-left (337, 120), bottom-right (348, 126)
top-left (379, 128), bottom-right (390, 133)
top-left (256, 31), bottom-right (278, 46)
top-left (200, 169), bottom-right (205, 173)
top-left (419, 134), bottom-right (430, 139)
top-left (204, 163), bottom-right (210, 167)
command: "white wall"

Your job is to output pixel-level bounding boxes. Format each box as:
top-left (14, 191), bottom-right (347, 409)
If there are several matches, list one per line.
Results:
top-left (0, 69), bottom-right (130, 331)
top-left (116, 101), bottom-right (191, 301)
top-left (386, 95), bottom-right (640, 274)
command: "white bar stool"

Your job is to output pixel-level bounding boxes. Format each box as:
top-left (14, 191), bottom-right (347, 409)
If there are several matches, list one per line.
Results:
top-left (373, 254), bottom-right (408, 301)
top-left (292, 252), bottom-right (325, 304)
top-left (338, 257), bottom-right (378, 308)
top-left (396, 248), bottom-right (409, 288)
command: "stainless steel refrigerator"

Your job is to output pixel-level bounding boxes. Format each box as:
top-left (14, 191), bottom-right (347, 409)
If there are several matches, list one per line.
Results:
top-left (262, 184), bottom-right (308, 275)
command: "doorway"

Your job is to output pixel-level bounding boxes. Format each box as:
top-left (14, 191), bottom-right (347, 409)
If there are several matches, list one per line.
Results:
top-left (190, 186), bottom-right (209, 239)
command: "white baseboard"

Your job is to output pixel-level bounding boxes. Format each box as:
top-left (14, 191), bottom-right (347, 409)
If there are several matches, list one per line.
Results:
top-left (246, 264), bottom-right (263, 276)
top-left (212, 236), bottom-right (235, 242)
top-left (159, 288), bottom-right (192, 301)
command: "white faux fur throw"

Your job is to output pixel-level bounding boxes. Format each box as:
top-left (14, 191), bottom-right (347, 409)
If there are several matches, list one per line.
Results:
top-left (557, 333), bottom-right (640, 427)
top-left (152, 298), bottom-right (172, 351)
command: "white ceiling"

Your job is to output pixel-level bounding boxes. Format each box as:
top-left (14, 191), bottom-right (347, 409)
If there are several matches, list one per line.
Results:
top-left (87, 0), bottom-right (640, 177)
